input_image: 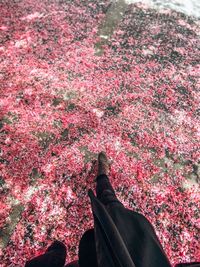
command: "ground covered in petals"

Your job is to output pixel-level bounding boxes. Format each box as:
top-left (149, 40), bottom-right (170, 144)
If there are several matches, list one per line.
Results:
top-left (0, 0), bottom-right (199, 266)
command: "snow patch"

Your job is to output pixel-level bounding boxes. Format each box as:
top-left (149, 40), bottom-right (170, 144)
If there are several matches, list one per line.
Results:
top-left (124, 0), bottom-right (200, 17)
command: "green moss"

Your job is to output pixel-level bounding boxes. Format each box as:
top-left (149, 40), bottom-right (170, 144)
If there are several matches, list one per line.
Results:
top-left (0, 204), bottom-right (24, 249)
top-left (32, 131), bottom-right (55, 149)
top-left (52, 97), bottom-right (63, 106)
top-left (53, 119), bottom-right (62, 128)
top-left (60, 128), bottom-right (69, 141)
top-left (68, 103), bottom-right (76, 111)
top-left (150, 174), bottom-right (161, 184)
top-left (29, 168), bottom-right (44, 185)
top-left (79, 146), bottom-right (97, 164)
top-left (1, 112), bottom-right (19, 125)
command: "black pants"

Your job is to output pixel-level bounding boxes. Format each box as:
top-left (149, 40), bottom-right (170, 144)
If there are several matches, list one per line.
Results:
top-left (26, 174), bottom-right (119, 267)
top-left (26, 175), bottom-right (200, 267)
top-left (96, 174), bottom-right (123, 205)
top-left (63, 174), bottom-right (122, 267)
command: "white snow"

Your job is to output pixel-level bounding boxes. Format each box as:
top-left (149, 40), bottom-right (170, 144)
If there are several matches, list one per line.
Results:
top-left (124, 0), bottom-right (200, 18)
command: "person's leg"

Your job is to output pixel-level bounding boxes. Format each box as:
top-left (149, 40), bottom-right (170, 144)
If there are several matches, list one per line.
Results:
top-left (96, 174), bottom-right (116, 197)
top-left (78, 229), bottom-right (97, 267)
top-left (95, 174), bottom-right (123, 206)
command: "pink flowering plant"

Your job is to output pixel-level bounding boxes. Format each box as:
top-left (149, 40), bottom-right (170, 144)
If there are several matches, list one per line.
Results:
top-left (0, 0), bottom-right (199, 266)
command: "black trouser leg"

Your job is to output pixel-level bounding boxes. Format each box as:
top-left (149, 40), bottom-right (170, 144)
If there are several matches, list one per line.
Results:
top-left (95, 174), bottom-right (123, 206)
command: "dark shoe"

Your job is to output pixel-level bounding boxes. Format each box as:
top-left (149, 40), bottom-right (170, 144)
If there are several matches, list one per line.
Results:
top-left (25, 241), bottom-right (67, 267)
top-left (46, 240), bottom-right (66, 253)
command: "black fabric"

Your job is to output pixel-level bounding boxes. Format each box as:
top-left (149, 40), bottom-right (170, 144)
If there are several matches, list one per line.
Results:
top-left (89, 174), bottom-right (172, 267)
top-left (89, 189), bottom-right (136, 267)
top-left (24, 174), bottom-right (200, 267)
top-left (96, 174), bottom-right (117, 197)
top-left (64, 260), bottom-right (79, 267)
top-left (25, 240), bottom-right (67, 267)
top-left (92, 175), bottom-right (200, 267)
top-left (78, 228), bottom-right (97, 267)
